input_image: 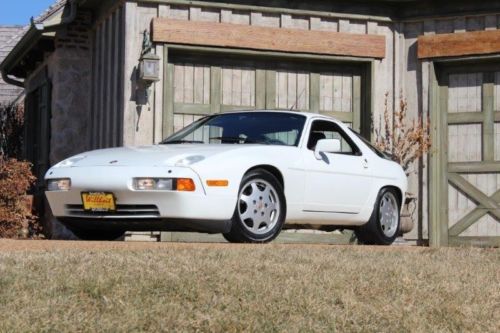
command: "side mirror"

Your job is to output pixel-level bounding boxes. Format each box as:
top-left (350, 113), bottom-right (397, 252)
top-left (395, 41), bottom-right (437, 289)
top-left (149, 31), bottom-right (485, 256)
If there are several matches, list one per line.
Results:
top-left (314, 139), bottom-right (341, 159)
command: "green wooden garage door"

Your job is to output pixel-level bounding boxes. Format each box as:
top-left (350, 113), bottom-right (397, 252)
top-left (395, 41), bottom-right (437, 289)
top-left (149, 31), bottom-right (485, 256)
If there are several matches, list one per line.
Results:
top-left (431, 64), bottom-right (500, 247)
top-left (163, 53), bottom-right (365, 136)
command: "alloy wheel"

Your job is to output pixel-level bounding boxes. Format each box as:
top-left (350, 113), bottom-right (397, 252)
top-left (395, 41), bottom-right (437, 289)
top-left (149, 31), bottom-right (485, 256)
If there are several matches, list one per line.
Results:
top-left (238, 179), bottom-right (281, 235)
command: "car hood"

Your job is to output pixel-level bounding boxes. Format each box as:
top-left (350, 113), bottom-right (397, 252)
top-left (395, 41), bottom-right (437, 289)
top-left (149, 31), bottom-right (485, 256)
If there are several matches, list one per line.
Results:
top-left (57, 144), bottom-right (254, 168)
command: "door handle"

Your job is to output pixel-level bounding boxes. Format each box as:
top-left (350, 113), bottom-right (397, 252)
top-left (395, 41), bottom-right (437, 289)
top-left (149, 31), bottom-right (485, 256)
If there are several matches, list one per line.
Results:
top-left (362, 158), bottom-right (369, 169)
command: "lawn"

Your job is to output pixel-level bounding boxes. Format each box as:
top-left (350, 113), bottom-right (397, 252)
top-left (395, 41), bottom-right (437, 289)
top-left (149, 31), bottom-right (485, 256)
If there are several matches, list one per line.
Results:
top-left (0, 243), bottom-right (498, 332)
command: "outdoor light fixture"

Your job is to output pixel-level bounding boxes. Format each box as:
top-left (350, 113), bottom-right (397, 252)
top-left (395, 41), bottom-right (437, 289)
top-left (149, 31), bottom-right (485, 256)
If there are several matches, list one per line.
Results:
top-left (137, 30), bottom-right (160, 105)
top-left (138, 52), bottom-right (160, 84)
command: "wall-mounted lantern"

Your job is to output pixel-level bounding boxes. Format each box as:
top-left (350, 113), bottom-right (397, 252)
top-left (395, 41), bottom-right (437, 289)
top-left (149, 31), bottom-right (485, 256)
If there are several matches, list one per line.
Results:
top-left (138, 52), bottom-right (160, 84)
top-left (137, 30), bottom-right (160, 105)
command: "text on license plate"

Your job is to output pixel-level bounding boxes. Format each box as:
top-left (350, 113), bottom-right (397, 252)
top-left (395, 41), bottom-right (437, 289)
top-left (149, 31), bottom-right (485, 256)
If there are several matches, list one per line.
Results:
top-left (81, 192), bottom-right (116, 211)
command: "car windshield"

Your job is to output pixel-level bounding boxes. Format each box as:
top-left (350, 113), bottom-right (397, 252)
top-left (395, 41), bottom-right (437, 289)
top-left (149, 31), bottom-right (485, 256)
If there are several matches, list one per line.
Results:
top-left (161, 112), bottom-right (307, 146)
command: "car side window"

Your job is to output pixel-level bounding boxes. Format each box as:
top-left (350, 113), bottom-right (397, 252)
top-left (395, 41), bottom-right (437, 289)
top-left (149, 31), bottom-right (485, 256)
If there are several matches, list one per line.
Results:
top-left (307, 120), bottom-right (360, 155)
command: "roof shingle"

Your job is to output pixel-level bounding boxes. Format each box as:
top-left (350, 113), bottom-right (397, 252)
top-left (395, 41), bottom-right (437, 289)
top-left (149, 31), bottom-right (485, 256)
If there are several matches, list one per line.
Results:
top-left (0, 26), bottom-right (25, 104)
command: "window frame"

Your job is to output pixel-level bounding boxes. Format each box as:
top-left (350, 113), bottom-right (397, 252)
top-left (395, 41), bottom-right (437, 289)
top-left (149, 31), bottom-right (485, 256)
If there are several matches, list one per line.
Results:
top-left (306, 119), bottom-right (362, 156)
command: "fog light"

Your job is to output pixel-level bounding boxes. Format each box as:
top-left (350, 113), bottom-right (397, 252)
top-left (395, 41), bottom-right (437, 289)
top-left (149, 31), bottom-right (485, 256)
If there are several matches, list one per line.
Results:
top-left (133, 178), bottom-right (174, 191)
top-left (47, 178), bottom-right (71, 191)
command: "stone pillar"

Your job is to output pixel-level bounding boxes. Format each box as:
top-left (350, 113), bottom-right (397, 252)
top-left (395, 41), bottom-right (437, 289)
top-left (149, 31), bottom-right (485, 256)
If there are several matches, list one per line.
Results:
top-left (46, 10), bottom-right (92, 239)
top-left (49, 10), bottom-right (92, 165)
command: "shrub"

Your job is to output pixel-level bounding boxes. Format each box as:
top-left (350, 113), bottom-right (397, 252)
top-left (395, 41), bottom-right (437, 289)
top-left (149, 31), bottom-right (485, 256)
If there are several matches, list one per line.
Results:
top-left (374, 92), bottom-right (431, 176)
top-left (0, 101), bottom-right (42, 238)
top-left (0, 156), bottom-right (38, 238)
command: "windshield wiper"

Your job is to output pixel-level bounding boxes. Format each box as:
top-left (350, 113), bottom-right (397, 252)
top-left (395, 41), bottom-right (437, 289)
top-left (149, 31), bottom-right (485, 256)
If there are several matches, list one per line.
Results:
top-left (161, 140), bottom-right (204, 144)
top-left (209, 136), bottom-right (263, 144)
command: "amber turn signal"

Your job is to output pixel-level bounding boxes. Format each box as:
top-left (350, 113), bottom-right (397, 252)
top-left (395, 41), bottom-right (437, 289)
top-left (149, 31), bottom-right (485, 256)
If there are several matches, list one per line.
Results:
top-left (176, 178), bottom-right (196, 191)
top-left (206, 180), bottom-right (229, 187)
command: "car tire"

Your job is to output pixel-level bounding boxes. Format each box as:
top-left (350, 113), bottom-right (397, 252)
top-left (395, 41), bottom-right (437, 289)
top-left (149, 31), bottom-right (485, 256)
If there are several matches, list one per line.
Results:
top-left (65, 225), bottom-right (125, 241)
top-left (355, 187), bottom-right (401, 245)
top-left (223, 169), bottom-right (286, 243)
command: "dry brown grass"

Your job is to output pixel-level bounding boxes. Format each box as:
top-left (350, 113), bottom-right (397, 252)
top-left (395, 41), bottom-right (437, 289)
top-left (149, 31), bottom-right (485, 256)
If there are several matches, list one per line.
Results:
top-left (0, 243), bottom-right (498, 332)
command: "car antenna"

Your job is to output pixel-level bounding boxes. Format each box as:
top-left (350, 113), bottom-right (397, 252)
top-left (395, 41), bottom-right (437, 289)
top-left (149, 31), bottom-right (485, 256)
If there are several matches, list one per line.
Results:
top-left (289, 86), bottom-right (307, 111)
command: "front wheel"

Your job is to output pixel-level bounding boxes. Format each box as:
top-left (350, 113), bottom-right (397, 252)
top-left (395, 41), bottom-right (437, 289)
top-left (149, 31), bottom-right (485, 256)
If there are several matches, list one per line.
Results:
top-left (223, 169), bottom-right (286, 243)
top-left (355, 188), bottom-right (401, 245)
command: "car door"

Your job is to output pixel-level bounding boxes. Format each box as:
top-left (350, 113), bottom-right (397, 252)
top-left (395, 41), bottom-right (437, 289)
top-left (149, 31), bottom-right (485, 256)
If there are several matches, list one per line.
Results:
top-left (302, 119), bottom-right (373, 214)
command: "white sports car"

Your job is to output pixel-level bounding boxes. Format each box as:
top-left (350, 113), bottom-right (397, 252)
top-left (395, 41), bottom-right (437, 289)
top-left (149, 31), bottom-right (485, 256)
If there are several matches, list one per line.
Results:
top-left (45, 111), bottom-right (407, 245)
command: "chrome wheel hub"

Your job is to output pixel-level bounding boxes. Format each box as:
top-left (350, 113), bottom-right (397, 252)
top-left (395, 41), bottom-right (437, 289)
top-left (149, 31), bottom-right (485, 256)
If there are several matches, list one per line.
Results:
top-left (238, 179), bottom-right (280, 235)
top-left (379, 192), bottom-right (399, 238)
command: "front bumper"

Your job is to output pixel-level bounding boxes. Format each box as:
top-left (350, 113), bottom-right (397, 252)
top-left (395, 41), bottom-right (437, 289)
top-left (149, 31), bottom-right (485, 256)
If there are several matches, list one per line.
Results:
top-left (45, 165), bottom-right (237, 224)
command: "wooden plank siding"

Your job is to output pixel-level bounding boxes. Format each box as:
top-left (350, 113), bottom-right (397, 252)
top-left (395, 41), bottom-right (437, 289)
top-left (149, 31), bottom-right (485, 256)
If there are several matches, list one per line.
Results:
top-left (121, 2), bottom-right (390, 147)
top-left (165, 51), bottom-right (366, 133)
top-left (152, 18), bottom-right (386, 59)
top-left (90, 4), bottom-right (125, 149)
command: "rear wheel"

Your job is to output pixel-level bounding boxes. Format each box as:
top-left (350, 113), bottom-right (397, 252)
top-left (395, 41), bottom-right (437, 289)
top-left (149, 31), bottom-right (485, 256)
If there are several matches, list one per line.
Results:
top-left (223, 169), bottom-right (286, 243)
top-left (355, 188), bottom-right (400, 245)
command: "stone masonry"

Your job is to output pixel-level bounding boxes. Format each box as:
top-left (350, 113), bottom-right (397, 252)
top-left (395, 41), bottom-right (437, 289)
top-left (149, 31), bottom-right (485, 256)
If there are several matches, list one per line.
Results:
top-left (48, 10), bottom-right (92, 164)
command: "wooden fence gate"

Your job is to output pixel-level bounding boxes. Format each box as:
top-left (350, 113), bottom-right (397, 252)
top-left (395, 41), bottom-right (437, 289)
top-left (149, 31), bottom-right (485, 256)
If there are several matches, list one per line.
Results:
top-left (430, 62), bottom-right (500, 247)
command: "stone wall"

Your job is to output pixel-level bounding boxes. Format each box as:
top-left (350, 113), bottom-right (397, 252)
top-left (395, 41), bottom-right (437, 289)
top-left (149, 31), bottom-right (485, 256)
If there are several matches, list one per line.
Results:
top-left (48, 10), bottom-right (92, 164)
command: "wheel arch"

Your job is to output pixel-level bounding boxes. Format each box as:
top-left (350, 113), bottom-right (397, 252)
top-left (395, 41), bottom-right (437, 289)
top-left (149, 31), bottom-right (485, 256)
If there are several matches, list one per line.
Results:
top-left (381, 185), bottom-right (403, 208)
top-left (245, 165), bottom-right (285, 190)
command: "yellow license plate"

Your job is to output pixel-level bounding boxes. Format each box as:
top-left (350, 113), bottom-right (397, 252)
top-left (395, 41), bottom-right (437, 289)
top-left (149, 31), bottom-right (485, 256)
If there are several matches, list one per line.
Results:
top-left (81, 192), bottom-right (116, 211)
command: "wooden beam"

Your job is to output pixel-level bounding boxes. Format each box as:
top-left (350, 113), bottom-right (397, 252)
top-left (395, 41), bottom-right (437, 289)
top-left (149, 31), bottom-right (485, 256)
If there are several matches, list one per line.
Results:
top-left (448, 161), bottom-right (500, 173)
top-left (255, 69), bottom-right (266, 110)
top-left (482, 73), bottom-right (495, 162)
top-left (210, 66), bottom-right (221, 114)
top-left (418, 30), bottom-right (500, 59)
top-left (449, 189), bottom-right (500, 237)
top-left (447, 112), bottom-right (484, 124)
top-left (162, 48), bottom-right (174, 137)
top-left (220, 105), bottom-right (255, 112)
top-left (165, 44), bottom-right (374, 63)
top-left (429, 65), bottom-right (448, 247)
top-left (448, 173), bottom-right (500, 220)
top-left (152, 18), bottom-right (386, 59)
top-left (173, 103), bottom-right (211, 115)
top-left (309, 72), bottom-right (320, 113)
top-left (352, 75), bottom-right (362, 132)
top-left (265, 70), bottom-right (276, 109)
top-left (448, 236), bottom-right (500, 248)
top-left (320, 111), bottom-right (353, 123)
